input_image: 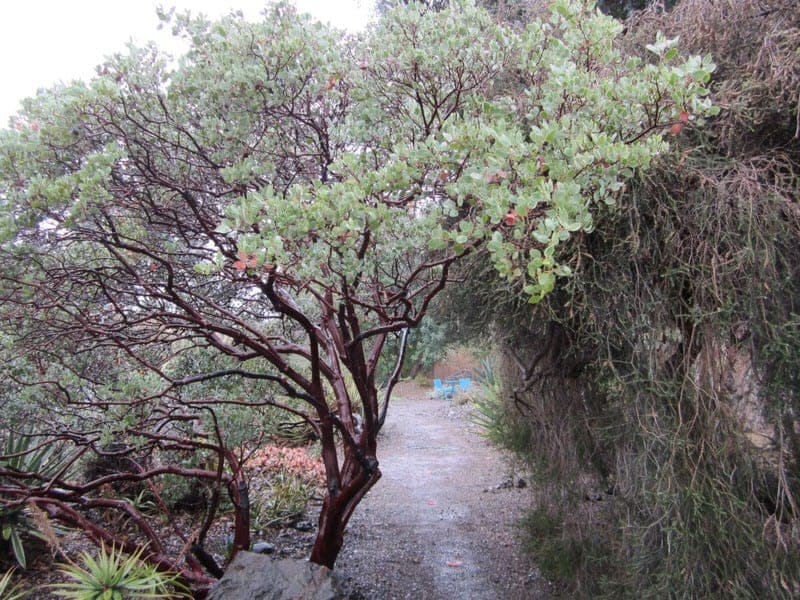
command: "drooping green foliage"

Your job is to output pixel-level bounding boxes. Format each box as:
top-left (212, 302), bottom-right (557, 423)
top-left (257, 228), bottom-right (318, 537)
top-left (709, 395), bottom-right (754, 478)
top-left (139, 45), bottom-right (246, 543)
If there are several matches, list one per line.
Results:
top-left (448, 0), bottom-right (800, 597)
top-left (3, 0), bottom-right (713, 303)
top-left (0, 0), bottom-right (712, 587)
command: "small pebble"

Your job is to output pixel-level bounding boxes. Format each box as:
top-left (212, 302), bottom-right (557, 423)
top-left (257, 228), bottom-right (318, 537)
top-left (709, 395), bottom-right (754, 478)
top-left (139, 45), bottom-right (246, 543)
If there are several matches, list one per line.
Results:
top-left (293, 519), bottom-right (314, 531)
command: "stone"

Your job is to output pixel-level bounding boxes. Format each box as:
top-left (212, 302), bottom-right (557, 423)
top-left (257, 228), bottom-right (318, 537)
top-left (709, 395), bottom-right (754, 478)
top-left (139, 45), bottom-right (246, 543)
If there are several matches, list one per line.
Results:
top-left (207, 552), bottom-right (340, 600)
top-left (293, 519), bottom-right (314, 531)
top-left (252, 541), bottom-right (276, 554)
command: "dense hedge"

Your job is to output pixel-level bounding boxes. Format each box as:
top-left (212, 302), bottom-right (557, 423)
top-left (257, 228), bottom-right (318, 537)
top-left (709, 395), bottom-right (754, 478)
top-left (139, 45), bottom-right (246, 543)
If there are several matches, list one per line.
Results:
top-left (443, 0), bottom-right (800, 596)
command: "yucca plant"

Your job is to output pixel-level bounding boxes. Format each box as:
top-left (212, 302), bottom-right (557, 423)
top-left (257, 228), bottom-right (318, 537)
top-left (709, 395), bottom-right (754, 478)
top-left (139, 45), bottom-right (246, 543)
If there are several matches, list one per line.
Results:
top-left (471, 358), bottom-right (506, 439)
top-left (0, 506), bottom-right (30, 568)
top-left (0, 568), bottom-right (27, 600)
top-left (2, 430), bottom-right (77, 567)
top-left (52, 544), bottom-right (189, 600)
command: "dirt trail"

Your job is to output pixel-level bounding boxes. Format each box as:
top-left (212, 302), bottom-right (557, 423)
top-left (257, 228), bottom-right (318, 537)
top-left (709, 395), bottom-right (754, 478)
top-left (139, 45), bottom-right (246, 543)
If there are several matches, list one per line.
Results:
top-left (336, 382), bottom-right (550, 599)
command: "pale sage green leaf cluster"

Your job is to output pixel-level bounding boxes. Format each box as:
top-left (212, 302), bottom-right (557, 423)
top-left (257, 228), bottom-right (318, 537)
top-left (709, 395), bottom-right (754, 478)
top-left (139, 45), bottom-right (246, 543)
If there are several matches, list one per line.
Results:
top-left (213, 0), bottom-right (714, 302)
top-left (0, 0), bottom-right (714, 304)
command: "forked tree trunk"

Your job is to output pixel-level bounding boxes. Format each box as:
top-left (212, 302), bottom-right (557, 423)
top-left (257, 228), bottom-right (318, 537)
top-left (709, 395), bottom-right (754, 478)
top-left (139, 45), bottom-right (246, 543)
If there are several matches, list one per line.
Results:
top-left (306, 308), bottom-right (407, 568)
top-left (309, 464), bottom-right (381, 568)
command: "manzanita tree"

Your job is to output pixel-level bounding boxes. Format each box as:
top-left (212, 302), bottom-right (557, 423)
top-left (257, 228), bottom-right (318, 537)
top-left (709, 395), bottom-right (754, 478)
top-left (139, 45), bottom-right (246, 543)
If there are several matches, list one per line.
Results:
top-left (0, 0), bottom-right (714, 588)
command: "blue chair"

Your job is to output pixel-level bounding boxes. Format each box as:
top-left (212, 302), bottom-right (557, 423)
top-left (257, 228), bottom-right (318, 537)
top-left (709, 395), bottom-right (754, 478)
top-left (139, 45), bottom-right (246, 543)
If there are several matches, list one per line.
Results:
top-left (433, 379), bottom-right (455, 399)
top-left (458, 378), bottom-right (472, 392)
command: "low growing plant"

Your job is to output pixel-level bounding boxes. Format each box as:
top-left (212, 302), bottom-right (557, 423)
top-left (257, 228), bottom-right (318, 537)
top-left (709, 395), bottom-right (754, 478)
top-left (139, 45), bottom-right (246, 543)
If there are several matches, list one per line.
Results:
top-left (0, 569), bottom-right (27, 600)
top-left (520, 506), bottom-right (582, 581)
top-left (52, 545), bottom-right (189, 600)
top-left (253, 470), bottom-right (316, 529)
top-left (2, 431), bottom-right (74, 568)
top-left (471, 359), bottom-right (534, 453)
top-left (1, 506), bottom-right (31, 569)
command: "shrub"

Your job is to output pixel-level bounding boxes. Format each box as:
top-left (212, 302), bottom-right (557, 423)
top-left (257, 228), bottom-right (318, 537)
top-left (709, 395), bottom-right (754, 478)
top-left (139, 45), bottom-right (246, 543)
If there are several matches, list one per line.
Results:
top-left (1, 431), bottom-right (74, 568)
top-left (471, 358), bottom-right (534, 453)
top-left (520, 506), bottom-right (583, 582)
top-left (445, 0), bottom-right (800, 596)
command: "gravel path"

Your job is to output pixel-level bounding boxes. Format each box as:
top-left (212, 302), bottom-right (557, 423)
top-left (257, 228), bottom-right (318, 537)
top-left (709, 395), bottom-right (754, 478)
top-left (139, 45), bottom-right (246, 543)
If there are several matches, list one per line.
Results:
top-left (335, 382), bottom-right (550, 599)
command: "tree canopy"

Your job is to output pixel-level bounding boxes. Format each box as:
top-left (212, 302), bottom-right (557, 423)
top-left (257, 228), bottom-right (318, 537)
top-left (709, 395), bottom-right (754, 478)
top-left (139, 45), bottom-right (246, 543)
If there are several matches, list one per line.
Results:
top-left (0, 0), bottom-right (714, 588)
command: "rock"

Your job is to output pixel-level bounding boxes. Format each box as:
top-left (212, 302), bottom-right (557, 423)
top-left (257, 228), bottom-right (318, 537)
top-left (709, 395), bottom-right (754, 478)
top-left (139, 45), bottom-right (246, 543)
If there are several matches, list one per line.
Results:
top-left (516, 478), bottom-right (527, 489)
top-left (207, 552), bottom-right (340, 600)
top-left (293, 519), bottom-right (314, 531)
top-left (252, 541), bottom-right (276, 554)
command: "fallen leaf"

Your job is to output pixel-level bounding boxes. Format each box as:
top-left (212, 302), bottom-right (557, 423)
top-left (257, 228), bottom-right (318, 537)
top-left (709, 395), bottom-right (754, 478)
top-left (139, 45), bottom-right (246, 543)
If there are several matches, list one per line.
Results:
top-left (234, 251), bottom-right (258, 271)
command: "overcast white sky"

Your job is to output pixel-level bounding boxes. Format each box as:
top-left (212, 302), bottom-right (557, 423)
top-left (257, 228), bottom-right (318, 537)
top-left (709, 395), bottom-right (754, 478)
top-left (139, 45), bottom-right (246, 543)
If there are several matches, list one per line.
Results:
top-left (0, 1), bottom-right (374, 126)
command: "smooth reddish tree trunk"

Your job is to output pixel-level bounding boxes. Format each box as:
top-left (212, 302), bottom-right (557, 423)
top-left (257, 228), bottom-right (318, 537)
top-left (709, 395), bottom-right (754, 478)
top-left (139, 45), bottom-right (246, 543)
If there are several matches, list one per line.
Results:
top-left (309, 466), bottom-right (381, 568)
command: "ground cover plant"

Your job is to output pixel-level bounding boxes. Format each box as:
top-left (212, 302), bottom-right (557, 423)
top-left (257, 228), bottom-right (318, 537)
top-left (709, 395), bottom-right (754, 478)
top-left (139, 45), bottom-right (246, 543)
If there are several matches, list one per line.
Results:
top-left (0, 0), bottom-right (712, 593)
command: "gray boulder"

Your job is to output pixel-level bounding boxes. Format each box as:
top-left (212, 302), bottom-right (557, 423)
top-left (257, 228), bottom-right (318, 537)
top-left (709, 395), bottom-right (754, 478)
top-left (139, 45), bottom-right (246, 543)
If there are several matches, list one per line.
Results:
top-left (207, 552), bottom-right (340, 600)
top-left (252, 541), bottom-right (277, 554)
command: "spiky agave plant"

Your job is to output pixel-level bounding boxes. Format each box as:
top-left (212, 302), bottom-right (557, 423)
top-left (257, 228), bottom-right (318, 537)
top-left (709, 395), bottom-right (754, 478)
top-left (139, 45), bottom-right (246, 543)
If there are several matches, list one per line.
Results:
top-left (52, 545), bottom-right (190, 600)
